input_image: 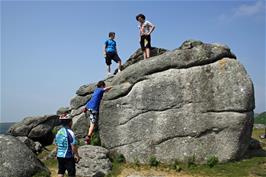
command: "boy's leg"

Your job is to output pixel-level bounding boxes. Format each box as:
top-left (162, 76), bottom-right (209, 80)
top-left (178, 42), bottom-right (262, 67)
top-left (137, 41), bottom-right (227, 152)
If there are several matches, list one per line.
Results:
top-left (66, 157), bottom-right (76, 177)
top-left (118, 60), bottom-right (122, 72)
top-left (85, 111), bottom-right (98, 144)
top-left (88, 122), bottom-right (95, 137)
top-left (143, 51), bottom-right (147, 59)
top-left (57, 157), bottom-right (66, 177)
top-left (105, 53), bottom-right (112, 74)
top-left (107, 65), bottom-right (111, 74)
top-left (145, 48), bottom-right (150, 58)
top-left (145, 35), bottom-right (151, 59)
top-left (112, 53), bottom-right (122, 72)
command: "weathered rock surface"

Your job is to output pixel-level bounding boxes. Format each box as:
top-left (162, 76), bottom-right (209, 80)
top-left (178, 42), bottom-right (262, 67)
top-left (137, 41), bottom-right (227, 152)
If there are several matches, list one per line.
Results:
top-left (17, 136), bottom-right (43, 153)
top-left (56, 106), bottom-right (71, 115)
top-left (76, 145), bottom-right (112, 177)
top-left (69, 48), bottom-right (167, 138)
top-left (8, 115), bottom-right (60, 145)
top-left (72, 113), bottom-right (90, 138)
top-left (98, 40), bottom-right (254, 163)
top-left (114, 47), bottom-right (168, 74)
top-left (0, 135), bottom-right (50, 177)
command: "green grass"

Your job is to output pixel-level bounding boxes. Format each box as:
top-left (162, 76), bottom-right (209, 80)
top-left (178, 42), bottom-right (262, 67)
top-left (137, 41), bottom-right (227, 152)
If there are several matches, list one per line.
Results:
top-left (106, 161), bottom-right (124, 177)
top-left (32, 171), bottom-right (50, 177)
top-left (37, 144), bottom-right (56, 160)
top-left (186, 157), bottom-right (266, 177)
top-left (106, 156), bottom-right (266, 177)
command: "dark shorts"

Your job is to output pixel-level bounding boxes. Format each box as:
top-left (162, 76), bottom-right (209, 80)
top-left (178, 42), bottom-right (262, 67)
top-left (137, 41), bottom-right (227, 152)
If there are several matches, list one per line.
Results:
top-left (86, 109), bottom-right (98, 124)
top-left (57, 157), bottom-right (76, 177)
top-left (140, 35), bottom-right (151, 51)
top-left (105, 52), bottom-right (121, 65)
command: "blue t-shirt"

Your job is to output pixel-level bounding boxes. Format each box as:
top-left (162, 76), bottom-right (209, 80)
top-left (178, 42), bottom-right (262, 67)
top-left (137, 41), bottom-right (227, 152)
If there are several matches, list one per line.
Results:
top-left (55, 127), bottom-right (77, 158)
top-left (105, 39), bottom-right (116, 53)
top-left (86, 88), bottom-right (105, 112)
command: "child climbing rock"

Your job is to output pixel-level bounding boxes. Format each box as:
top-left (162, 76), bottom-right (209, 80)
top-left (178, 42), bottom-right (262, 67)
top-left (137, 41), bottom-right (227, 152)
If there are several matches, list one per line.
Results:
top-left (84, 81), bottom-right (112, 144)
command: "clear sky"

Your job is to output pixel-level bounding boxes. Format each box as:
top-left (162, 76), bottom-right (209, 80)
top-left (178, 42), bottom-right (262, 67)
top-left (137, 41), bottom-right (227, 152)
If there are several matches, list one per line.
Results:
top-left (1, 0), bottom-right (265, 123)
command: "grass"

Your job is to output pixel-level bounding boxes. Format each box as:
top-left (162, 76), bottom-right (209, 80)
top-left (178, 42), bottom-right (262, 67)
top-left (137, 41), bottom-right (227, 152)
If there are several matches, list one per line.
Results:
top-left (37, 144), bottom-right (58, 177)
top-left (106, 157), bottom-right (266, 177)
top-left (252, 128), bottom-right (266, 148)
top-left (186, 157), bottom-right (266, 177)
top-left (39, 128), bottom-right (266, 177)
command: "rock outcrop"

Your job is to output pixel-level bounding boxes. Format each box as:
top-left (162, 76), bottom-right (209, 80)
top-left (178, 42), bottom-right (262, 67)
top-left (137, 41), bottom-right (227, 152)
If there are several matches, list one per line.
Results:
top-left (70, 47), bottom-right (167, 138)
top-left (76, 145), bottom-right (112, 177)
top-left (8, 115), bottom-right (60, 146)
top-left (55, 40), bottom-right (254, 164)
top-left (0, 135), bottom-right (50, 177)
top-left (17, 136), bottom-right (43, 153)
top-left (98, 40), bottom-right (254, 163)
top-left (114, 47), bottom-right (168, 74)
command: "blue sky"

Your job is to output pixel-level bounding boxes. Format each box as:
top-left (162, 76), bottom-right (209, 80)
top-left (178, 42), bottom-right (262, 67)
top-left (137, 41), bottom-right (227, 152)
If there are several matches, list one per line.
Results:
top-left (1, 0), bottom-right (265, 123)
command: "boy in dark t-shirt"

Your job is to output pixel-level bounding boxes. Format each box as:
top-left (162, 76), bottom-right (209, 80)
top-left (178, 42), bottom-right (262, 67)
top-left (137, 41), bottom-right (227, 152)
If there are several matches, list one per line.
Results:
top-left (103, 32), bottom-right (122, 76)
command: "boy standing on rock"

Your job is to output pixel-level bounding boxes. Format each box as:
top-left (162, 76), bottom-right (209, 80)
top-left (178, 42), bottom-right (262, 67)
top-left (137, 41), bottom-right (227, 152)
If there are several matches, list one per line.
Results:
top-left (136, 13), bottom-right (155, 59)
top-left (55, 114), bottom-right (81, 177)
top-left (84, 81), bottom-right (112, 144)
top-left (103, 32), bottom-right (122, 76)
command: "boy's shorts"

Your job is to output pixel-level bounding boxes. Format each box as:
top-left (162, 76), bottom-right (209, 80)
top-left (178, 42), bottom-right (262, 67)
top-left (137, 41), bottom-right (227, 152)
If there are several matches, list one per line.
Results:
top-left (105, 52), bottom-right (121, 65)
top-left (140, 35), bottom-right (151, 51)
top-left (57, 157), bottom-right (76, 177)
top-left (86, 109), bottom-right (98, 124)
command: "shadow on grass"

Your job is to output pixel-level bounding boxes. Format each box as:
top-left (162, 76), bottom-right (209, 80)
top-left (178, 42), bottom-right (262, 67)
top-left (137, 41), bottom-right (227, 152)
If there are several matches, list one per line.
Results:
top-left (244, 137), bottom-right (266, 159)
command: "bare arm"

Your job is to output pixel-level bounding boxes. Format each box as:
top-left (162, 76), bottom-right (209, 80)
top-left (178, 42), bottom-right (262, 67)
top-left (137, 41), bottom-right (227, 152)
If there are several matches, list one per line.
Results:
top-left (147, 24), bottom-right (155, 35)
top-left (104, 86), bottom-right (112, 92)
top-left (55, 145), bottom-right (58, 159)
top-left (103, 45), bottom-right (106, 56)
top-left (71, 144), bottom-right (81, 163)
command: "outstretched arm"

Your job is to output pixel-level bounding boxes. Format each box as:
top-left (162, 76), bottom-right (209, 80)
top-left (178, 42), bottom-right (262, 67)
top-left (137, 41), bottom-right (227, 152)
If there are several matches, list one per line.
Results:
top-left (104, 86), bottom-right (112, 92)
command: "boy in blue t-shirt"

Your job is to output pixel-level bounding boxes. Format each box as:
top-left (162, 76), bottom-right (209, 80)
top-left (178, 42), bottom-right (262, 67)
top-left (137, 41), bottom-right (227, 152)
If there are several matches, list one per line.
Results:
top-left (84, 81), bottom-right (112, 144)
top-left (55, 114), bottom-right (81, 177)
top-left (103, 32), bottom-right (122, 76)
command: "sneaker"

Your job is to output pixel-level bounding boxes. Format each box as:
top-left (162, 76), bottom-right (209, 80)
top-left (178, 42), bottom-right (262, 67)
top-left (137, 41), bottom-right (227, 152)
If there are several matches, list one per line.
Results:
top-left (118, 69), bottom-right (121, 73)
top-left (83, 107), bottom-right (88, 113)
top-left (260, 134), bottom-right (266, 139)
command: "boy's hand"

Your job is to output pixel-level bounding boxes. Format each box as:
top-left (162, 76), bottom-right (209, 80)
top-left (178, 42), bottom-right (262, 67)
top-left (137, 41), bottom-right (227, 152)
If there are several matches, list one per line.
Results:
top-left (104, 86), bottom-right (112, 92)
top-left (75, 156), bottom-right (81, 163)
top-left (103, 52), bottom-right (106, 58)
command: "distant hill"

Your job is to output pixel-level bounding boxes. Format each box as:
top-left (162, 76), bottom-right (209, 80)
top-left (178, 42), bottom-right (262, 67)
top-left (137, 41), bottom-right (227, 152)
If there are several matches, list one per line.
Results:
top-left (254, 112), bottom-right (266, 125)
top-left (0, 122), bottom-right (15, 134)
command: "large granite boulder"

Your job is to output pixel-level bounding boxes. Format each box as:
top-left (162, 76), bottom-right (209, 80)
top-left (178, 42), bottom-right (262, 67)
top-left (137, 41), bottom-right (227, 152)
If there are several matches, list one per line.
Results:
top-left (76, 145), bottom-right (112, 177)
top-left (69, 48), bottom-right (167, 138)
top-left (0, 135), bottom-right (50, 177)
top-left (99, 40), bottom-right (255, 164)
top-left (8, 115), bottom-right (60, 146)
